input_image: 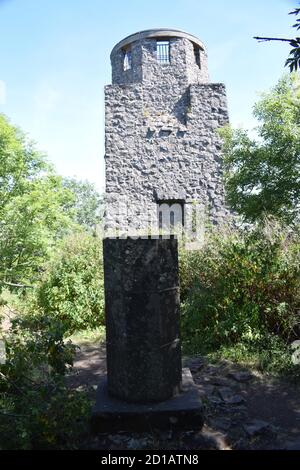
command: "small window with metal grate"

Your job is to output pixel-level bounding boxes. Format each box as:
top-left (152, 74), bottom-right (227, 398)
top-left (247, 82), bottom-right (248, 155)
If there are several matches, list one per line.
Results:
top-left (123, 47), bottom-right (132, 71)
top-left (156, 40), bottom-right (170, 64)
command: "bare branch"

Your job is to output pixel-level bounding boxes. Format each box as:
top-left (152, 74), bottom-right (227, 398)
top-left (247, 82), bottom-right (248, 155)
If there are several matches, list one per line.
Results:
top-left (253, 36), bottom-right (294, 43)
top-left (1, 281), bottom-right (33, 289)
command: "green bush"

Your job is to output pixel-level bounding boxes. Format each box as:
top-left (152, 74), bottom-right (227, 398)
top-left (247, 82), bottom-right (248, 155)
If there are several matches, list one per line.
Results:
top-left (0, 314), bottom-right (90, 449)
top-left (180, 221), bottom-right (300, 355)
top-left (36, 232), bottom-right (104, 334)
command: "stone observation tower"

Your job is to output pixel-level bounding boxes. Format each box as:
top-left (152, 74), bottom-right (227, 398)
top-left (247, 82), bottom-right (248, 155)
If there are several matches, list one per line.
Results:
top-left (104, 29), bottom-right (230, 234)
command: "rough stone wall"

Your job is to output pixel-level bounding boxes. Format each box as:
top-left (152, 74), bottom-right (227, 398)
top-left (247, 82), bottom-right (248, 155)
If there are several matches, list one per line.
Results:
top-left (105, 34), bottom-right (230, 234)
top-left (111, 36), bottom-right (209, 87)
top-left (111, 41), bottom-right (143, 85)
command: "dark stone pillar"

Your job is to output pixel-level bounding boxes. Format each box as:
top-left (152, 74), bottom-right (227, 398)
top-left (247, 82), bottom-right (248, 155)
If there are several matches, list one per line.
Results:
top-left (103, 236), bottom-right (182, 404)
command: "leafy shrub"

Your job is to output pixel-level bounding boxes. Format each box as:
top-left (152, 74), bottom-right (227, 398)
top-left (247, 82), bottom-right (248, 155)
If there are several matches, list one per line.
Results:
top-left (36, 232), bottom-right (104, 334)
top-left (207, 334), bottom-right (300, 379)
top-left (180, 221), bottom-right (300, 355)
top-left (0, 314), bottom-right (90, 449)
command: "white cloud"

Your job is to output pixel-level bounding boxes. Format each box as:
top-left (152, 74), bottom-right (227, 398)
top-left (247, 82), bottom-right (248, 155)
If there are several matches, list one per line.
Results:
top-left (0, 80), bottom-right (6, 105)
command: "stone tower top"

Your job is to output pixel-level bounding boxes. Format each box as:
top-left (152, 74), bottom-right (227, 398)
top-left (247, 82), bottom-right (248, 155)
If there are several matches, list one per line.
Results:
top-left (110, 28), bottom-right (209, 86)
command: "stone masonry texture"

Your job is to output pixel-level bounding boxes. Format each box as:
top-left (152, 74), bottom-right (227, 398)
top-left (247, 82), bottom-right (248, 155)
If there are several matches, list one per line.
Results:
top-left (103, 236), bottom-right (182, 403)
top-left (104, 29), bottom-right (230, 233)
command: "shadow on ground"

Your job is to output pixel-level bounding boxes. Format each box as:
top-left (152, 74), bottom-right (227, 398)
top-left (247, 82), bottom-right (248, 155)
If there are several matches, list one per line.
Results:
top-left (66, 342), bottom-right (300, 450)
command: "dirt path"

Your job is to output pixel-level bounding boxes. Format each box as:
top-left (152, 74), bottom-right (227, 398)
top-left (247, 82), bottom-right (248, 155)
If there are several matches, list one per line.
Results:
top-left (67, 342), bottom-right (300, 450)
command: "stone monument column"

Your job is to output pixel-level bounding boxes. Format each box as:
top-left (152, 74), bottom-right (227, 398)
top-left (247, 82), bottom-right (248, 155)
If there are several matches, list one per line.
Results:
top-left (92, 235), bottom-right (203, 432)
top-left (103, 236), bottom-right (182, 403)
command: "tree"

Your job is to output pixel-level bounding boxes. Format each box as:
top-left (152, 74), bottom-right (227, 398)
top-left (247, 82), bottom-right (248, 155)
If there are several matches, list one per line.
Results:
top-left (221, 74), bottom-right (300, 223)
top-left (36, 232), bottom-right (104, 333)
top-left (254, 5), bottom-right (300, 72)
top-left (0, 114), bottom-right (74, 288)
top-left (62, 177), bottom-right (103, 231)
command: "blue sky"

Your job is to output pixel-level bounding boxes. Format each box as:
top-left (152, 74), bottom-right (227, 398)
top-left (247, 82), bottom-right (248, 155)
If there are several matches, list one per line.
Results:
top-left (0, 0), bottom-right (297, 191)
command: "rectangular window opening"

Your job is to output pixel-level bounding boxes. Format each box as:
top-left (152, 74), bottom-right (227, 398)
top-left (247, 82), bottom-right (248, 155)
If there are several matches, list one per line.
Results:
top-left (123, 47), bottom-right (132, 71)
top-left (194, 45), bottom-right (201, 69)
top-left (157, 40), bottom-right (170, 64)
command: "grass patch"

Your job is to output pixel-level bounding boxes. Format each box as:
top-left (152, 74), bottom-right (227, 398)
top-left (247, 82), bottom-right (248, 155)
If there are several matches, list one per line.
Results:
top-left (67, 326), bottom-right (105, 346)
top-left (182, 334), bottom-right (300, 382)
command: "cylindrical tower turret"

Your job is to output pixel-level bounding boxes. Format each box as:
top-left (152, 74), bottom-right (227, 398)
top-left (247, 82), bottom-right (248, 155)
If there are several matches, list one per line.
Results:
top-left (110, 28), bottom-right (209, 86)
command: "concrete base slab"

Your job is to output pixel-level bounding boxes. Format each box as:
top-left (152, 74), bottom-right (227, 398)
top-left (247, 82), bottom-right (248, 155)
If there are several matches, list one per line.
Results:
top-left (91, 368), bottom-right (203, 433)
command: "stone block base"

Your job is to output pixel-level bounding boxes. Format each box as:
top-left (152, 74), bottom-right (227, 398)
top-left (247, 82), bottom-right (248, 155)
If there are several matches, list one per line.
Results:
top-left (91, 368), bottom-right (203, 433)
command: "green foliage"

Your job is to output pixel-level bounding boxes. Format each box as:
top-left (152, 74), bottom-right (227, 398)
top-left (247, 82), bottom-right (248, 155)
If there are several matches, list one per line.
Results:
top-left (0, 314), bottom-right (90, 449)
top-left (180, 221), bottom-right (300, 359)
top-left (254, 5), bottom-right (300, 72)
top-left (0, 114), bottom-right (75, 288)
top-left (0, 115), bottom-right (102, 449)
top-left (285, 7), bottom-right (300, 72)
top-left (221, 74), bottom-right (300, 223)
top-left (0, 114), bottom-right (46, 203)
top-left (207, 334), bottom-right (300, 379)
top-left (1, 176), bottom-right (75, 286)
top-left (62, 177), bottom-right (103, 231)
top-left (36, 232), bottom-right (104, 334)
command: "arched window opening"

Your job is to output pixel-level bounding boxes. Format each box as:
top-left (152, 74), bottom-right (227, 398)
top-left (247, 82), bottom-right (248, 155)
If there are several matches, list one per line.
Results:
top-left (159, 211), bottom-right (163, 230)
top-left (170, 210), bottom-right (175, 230)
top-left (192, 206), bottom-right (197, 233)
